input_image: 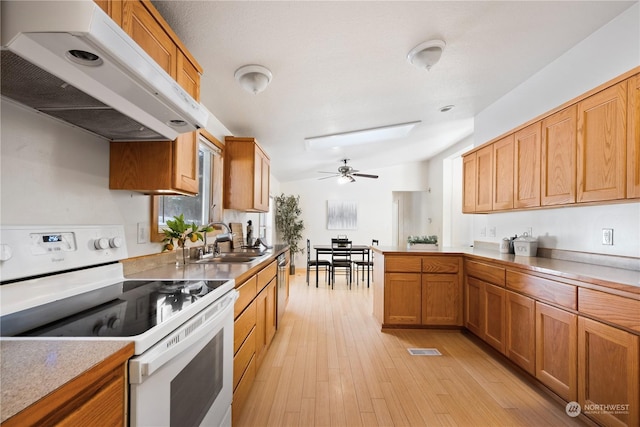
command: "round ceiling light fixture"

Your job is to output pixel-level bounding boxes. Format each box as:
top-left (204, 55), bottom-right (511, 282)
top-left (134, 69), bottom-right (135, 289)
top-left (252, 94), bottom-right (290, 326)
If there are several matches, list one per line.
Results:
top-left (439, 105), bottom-right (455, 113)
top-left (407, 39), bottom-right (446, 71)
top-left (234, 64), bottom-right (272, 94)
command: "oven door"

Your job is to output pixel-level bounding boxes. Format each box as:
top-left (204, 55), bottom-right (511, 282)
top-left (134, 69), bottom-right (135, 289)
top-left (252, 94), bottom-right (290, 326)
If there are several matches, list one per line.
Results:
top-left (129, 290), bottom-right (236, 427)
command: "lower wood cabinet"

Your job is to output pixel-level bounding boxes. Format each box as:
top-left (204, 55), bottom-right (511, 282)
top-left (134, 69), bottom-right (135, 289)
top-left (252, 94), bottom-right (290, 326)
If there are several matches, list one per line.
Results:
top-left (422, 274), bottom-right (462, 325)
top-left (384, 272), bottom-right (422, 325)
top-left (464, 277), bottom-right (505, 354)
top-left (255, 278), bottom-right (277, 369)
top-left (505, 290), bottom-right (535, 375)
top-left (535, 301), bottom-right (577, 402)
top-left (578, 316), bottom-right (639, 427)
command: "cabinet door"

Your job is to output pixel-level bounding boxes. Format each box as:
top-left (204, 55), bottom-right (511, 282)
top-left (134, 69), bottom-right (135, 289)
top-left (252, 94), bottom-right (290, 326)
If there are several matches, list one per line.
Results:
top-left (577, 82), bottom-right (627, 202)
top-left (253, 149), bottom-right (270, 212)
top-left (536, 302), bottom-right (577, 402)
top-left (514, 122), bottom-right (541, 208)
top-left (462, 153), bottom-right (477, 213)
top-left (465, 276), bottom-right (484, 336)
top-left (541, 105), bottom-right (577, 206)
top-left (265, 279), bottom-right (277, 345)
top-left (578, 317), bottom-right (639, 427)
top-left (176, 51), bottom-right (200, 101)
top-left (122, 0), bottom-right (177, 77)
top-left (505, 290), bottom-right (535, 375)
top-left (492, 135), bottom-right (515, 210)
top-left (484, 283), bottom-right (506, 354)
top-left (172, 131), bottom-right (199, 194)
top-left (476, 145), bottom-right (493, 212)
top-left (422, 274), bottom-right (461, 326)
top-left (384, 273), bottom-right (422, 325)
top-left (628, 74), bottom-right (640, 199)
top-left (255, 286), bottom-right (267, 369)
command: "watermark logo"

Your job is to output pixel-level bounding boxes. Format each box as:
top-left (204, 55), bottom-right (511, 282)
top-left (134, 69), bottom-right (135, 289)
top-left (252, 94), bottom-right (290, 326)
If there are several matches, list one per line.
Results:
top-left (565, 401), bottom-right (581, 417)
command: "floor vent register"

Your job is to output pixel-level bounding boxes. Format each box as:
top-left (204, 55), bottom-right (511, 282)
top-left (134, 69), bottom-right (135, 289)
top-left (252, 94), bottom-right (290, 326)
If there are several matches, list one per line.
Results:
top-left (407, 348), bottom-right (442, 356)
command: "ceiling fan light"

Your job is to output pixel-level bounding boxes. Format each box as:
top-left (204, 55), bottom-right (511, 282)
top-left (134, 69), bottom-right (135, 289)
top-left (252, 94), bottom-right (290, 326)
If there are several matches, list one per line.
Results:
top-left (234, 64), bottom-right (272, 94)
top-left (337, 175), bottom-right (353, 185)
top-left (407, 39), bottom-right (446, 71)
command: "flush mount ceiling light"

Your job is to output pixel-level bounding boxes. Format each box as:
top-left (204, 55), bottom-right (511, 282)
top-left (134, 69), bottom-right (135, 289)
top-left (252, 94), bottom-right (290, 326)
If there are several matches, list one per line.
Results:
top-left (234, 64), bottom-right (272, 94)
top-left (407, 39), bottom-right (446, 71)
top-left (439, 105), bottom-right (455, 113)
top-left (305, 121), bottom-right (421, 151)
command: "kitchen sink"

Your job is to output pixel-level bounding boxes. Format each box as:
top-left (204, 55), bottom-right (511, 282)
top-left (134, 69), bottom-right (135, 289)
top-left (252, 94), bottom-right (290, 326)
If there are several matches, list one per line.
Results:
top-left (193, 253), bottom-right (259, 263)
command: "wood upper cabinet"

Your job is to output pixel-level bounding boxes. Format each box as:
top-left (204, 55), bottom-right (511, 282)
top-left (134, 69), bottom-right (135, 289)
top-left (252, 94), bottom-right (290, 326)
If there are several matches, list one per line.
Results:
top-left (109, 130), bottom-right (201, 195)
top-left (476, 145), bottom-right (494, 212)
top-left (628, 73), bottom-right (640, 199)
top-left (177, 50), bottom-right (200, 101)
top-left (514, 122), bottom-right (541, 208)
top-left (462, 152), bottom-right (477, 213)
top-left (224, 137), bottom-right (271, 212)
top-left (122, 0), bottom-right (177, 77)
top-left (577, 81), bottom-right (627, 202)
top-left (578, 316), bottom-right (639, 427)
top-left (94, 0), bottom-right (122, 25)
top-left (505, 290), bottom-right (535, 375)
top-left (535, 301), bottom-right (577, 402)
top-left (492, 134), bottom-right (515, 210)
top-left (542, 105), bottom-right (577, 206)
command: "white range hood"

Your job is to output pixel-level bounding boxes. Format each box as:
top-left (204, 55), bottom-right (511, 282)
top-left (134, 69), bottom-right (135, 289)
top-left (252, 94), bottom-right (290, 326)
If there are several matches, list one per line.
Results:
top-left (0, 0), bottom-right (208, 141)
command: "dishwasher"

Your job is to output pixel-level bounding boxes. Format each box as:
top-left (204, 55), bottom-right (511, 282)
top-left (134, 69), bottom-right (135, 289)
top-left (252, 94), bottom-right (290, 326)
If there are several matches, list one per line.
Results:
top-left (276, 252), bottom-right (289, 328)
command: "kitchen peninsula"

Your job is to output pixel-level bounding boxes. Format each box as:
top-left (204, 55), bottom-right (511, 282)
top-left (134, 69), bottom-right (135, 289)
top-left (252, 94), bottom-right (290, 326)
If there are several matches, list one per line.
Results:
top-left (372, 245), bottom-right (640, 427)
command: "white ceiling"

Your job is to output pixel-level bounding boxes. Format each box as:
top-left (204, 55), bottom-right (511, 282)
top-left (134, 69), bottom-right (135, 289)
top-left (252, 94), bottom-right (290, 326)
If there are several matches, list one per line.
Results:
top-left (152, 1), bottom-right (635, 183)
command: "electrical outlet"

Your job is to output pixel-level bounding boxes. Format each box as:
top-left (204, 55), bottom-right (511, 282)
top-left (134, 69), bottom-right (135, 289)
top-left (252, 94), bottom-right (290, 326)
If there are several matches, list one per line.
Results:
top-left (137, 223), bottom-right (149, 244)
top-left (489, 227), bottom-right (496, 237)
top-left (480, 227), bottom-right (486, 237)
top-left (526, 227), bottom-right (533, 236)
top-left (602, 228), bottom-right (613, 245)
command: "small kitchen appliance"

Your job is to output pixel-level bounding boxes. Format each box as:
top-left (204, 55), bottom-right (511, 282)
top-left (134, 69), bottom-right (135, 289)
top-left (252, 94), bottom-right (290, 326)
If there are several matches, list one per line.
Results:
top-left (0, 225), bottom-right (236, 427)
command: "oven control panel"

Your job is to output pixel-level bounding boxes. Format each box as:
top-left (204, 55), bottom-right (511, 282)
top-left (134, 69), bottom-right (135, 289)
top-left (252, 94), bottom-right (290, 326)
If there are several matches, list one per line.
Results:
top-left (0, 225), bottom-right (128, 282)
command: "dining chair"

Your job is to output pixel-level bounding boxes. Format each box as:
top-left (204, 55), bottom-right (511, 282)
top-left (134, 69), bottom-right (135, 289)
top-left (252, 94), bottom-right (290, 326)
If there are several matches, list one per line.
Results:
top-left (353, 239), bottom-right (378, 287)
top-left (306, 239), bottom-right (331, 287)
top-left (331, 238), bottom-right (352, 288)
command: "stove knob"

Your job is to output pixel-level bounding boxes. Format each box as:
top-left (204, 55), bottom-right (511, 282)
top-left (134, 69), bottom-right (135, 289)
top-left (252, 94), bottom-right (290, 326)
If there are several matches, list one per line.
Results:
top-left (108, 317), bottom-right (121, 330)
top-left (0, 244), bottom-right (12, 261)
top-left (109, 237), bottom-right (123, 249)
top-left (94, 238), bottom-right (109, 250)
top-left (93, 322), bottom-right (108, 336)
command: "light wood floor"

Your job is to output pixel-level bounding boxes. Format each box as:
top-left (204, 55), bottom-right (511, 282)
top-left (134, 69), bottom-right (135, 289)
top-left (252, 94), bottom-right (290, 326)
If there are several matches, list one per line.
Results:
top-left (235, 271), bottom-right (587, 427)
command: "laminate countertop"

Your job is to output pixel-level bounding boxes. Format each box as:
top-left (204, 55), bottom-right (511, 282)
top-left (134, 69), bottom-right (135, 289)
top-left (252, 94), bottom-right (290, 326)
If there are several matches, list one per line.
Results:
top-left (0, 340), bottom-right (134, 423)
top-left (372, 246), bottom-right (640, 295)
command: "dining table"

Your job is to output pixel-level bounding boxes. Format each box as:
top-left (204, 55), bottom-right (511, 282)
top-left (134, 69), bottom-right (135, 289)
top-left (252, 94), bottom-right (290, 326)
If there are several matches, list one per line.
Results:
top-left (313, 244), bottom-right (372, 288)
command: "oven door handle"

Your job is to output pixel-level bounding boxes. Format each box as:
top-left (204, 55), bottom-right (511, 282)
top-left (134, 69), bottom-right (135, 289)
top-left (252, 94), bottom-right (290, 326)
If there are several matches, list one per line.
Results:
top-left (130, 290), bottom-right (238, 383)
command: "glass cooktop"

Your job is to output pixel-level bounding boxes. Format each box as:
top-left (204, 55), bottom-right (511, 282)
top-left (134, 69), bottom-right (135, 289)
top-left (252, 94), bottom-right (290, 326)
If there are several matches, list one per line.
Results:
top-left (12, 279), bottom-right (230, 338)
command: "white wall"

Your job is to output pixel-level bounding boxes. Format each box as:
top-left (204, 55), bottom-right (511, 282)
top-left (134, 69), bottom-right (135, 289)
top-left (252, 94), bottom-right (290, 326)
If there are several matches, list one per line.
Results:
top-left (280, 161), bottom-right (428, 266)
top-left (468, 3), bottom-right (640, 257)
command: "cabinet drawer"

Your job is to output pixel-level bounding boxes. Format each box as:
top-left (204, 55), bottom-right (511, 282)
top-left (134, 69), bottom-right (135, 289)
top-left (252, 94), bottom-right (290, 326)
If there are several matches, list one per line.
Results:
top-left (233, 327), bottom-right (255, 391)
top-left (234, 300), bottom-right (256, 354)
top-left (232, 354), bottom-right (256, 426)
top-left (235, 275), bottom-right (257, 319)
top-left (257, 260), bottom-right (277, 292)
top-left (422, 256), bottom-right (460, 273)
top-left (507, 271), bottom-right (577, 310)
top-left (385, 256), bottom-right (421, 273)
top-left (465, 260), bottom-right (505, 286)
top-left (579, 288), bottom-right (640, 332)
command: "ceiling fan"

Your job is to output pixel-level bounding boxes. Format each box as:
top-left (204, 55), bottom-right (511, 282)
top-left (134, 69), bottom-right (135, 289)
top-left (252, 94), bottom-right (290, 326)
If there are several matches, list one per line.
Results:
top-left (318, 159), bottom-right (379, 183)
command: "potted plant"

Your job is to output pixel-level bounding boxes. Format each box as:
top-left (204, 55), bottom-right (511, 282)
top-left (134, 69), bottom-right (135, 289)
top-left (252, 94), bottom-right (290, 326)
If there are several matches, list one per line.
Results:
top-left (274, 193), bottom-right (304, 274)
top-left (407, 235), bottom-right (438, 250)
top-left (162, 214), bottom-right (210, 265)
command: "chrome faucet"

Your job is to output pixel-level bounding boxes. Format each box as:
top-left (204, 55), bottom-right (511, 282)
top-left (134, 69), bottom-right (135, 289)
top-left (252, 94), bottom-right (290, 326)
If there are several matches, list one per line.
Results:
top-left (202, 222), bottom-right (233, 256)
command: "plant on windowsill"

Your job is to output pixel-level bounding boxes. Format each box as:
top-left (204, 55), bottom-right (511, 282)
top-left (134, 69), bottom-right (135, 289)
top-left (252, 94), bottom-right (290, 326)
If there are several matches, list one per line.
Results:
top-left (407, 235), bottom-right (438, 250)
top-left (274, 193), bottom-right (304, 274)
top-left (162, 214), bottom-right (211, 265)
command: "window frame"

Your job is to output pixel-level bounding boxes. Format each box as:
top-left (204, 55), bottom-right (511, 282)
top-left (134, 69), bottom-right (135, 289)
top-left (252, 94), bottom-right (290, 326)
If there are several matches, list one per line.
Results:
top-left (150, 131), bottom-right (224, 242)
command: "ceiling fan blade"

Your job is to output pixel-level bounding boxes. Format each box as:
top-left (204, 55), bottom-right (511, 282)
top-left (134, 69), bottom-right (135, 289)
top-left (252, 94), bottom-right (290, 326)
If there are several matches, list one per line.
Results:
top-left (318, 174), bottom-right (339, 180)
top-left (352, 173), bottom-right (378, 179)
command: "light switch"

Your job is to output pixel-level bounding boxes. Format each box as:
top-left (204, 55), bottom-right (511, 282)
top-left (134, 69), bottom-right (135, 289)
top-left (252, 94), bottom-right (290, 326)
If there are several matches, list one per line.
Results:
top-left (602, 228), bottom-right (613, 245)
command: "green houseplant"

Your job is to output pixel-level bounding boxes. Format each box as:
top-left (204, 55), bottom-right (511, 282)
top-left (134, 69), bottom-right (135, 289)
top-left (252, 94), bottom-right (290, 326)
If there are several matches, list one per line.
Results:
top-left (274, 193), bottom-right (304, 273)
top-left (162, 214), bottom-right (211, 265)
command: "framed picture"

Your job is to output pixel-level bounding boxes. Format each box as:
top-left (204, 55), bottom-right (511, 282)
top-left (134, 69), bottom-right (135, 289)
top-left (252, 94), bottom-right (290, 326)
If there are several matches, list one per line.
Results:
top-left (327, 200), bottom-right (357, 230)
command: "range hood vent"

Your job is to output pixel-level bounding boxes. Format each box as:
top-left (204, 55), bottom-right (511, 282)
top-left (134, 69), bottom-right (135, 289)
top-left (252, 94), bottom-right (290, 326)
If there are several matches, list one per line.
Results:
top-left (0, 1), bottom-right (208, 141)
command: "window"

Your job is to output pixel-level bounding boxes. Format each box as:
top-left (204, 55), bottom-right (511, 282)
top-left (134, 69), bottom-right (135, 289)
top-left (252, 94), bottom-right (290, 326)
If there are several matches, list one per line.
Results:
top-left (151, 133), bottom-right (223, 241)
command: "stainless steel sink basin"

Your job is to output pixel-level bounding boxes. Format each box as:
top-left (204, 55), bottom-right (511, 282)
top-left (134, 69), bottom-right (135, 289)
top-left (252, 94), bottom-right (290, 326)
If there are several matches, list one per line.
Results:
top-left (193, 253), bottom-right (258, 263)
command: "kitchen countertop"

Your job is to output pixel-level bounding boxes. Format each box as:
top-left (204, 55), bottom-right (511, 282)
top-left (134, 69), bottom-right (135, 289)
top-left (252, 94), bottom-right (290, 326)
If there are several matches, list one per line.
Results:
top-left (372, 245), bottom-right (640, 295)
top-left (0, 340), bottom-right (133, 423)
